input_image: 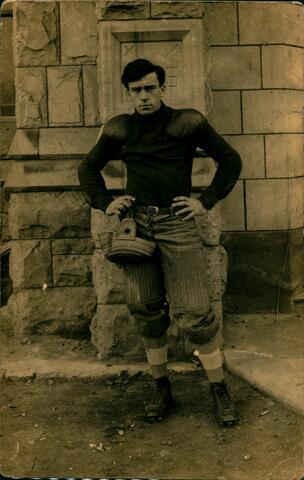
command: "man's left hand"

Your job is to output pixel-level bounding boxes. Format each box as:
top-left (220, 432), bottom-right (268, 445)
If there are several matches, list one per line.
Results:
top-left (171, 196), bottom-right (207, 221)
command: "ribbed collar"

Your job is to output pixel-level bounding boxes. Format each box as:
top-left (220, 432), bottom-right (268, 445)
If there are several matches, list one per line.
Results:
top-left (132, 101), bottom-right (172, 125)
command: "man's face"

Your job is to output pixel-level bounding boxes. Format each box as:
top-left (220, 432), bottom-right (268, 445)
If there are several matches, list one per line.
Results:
top-left (126, 72), bottom-right (166, 115)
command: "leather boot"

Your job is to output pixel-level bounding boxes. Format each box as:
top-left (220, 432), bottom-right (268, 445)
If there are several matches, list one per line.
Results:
top-left (210, 381), bottom-right (238, 427)
top-left (144, 376), bottom-right (174, 422)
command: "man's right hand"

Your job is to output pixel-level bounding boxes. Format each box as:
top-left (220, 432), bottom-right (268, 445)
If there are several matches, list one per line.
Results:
top-left (105, 195), bottom-right (136, 216)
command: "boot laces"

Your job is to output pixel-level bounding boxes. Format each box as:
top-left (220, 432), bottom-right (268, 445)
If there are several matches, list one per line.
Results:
top-left (212, 382), bottom-right (231, 409)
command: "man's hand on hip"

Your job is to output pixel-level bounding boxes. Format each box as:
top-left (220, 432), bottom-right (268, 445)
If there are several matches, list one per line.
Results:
top-left (171, 196), bottom-right (208, 221)
top-left (105, 195), bottom-right (136, 216)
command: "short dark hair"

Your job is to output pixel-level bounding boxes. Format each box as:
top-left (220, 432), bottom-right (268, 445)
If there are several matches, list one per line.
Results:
top-left (121, 58), bottom-right (166, 89)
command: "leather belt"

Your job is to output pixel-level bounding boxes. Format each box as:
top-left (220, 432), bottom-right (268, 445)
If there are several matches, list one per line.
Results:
top-left (132, 205), bottom-right (176, 216)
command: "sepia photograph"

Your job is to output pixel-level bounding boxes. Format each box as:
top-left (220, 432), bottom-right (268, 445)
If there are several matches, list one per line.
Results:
top-left (0, 0), bottom-right (303, 479)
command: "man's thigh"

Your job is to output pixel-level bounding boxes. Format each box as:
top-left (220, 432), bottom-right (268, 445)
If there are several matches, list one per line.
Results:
top-left (156, 216), bottom-right (211, 312)
top-left (123, 252), bottom-right (165, 306)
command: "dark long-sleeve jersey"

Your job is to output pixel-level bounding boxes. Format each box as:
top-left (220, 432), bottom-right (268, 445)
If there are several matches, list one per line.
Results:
top-left (78, 102), bottom-right (242, 212)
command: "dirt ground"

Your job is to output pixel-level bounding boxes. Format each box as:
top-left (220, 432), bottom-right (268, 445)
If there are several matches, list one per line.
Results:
top-left (1, 370), bottom-right (303, 480)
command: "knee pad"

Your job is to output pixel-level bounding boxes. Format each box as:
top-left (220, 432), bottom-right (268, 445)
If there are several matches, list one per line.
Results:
top-left (176, 307), bottom-right (219, 345)
top-left (127, 301), bottom-right (170, 338)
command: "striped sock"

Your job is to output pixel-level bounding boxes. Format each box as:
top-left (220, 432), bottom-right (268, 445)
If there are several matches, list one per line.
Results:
top-left (142, 333), bottom-right (168, 379)
top-left (196, 333), bottom-right (224, 383)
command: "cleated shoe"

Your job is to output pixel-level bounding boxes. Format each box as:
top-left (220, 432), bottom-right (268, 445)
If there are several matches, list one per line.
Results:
top-left (210, 381), bottom-right (238, 427)
top-left (144, 376), bottom-right (174, 423)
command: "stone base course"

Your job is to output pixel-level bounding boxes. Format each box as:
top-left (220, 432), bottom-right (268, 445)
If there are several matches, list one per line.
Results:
top-left (53, 254), bottom-right (93, 287)
top-left (8, 191), bottom-right (91, 239)
top-left (52, 238), bottom-right (94, 255)
top-left (10, 239), bottom-right (52, 289)
top-left (7, 129), bottom-right (39, 158)
top-left (6, 286), bottom-right (96, 337)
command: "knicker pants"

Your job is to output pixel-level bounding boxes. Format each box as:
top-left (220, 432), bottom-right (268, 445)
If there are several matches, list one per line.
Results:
top-left (123, 212), bottom-right (219, 345)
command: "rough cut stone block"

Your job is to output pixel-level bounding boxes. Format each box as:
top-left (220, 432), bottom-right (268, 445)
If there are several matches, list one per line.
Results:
top-left (92, 249), bottom-right (125, 304)
top-left (14, 2), bottom-right (59, 66)
top-left (209, 47), bottom-right (261, 90)
top-left (16, 68), bottom-right (47, 128)
top-left (83, 66), bottom-right (100, 126)
top-left (246, 179), bottom-right (304, 231)
top-left (151, 1), bottom-right (202, 18)
top-left (204, 245), bottom-right (227, 302)
top-left (209, 91), bottom-right (241, 135)
top-left (47, 67), bottom-right (83, 126)
top-left (39, 128), bottom-right (99, 157)
top-left (223, 135), bottom-right (265, 179)
top-left (243, 90), bottom-right (303, 134)
top-left (10, 240), bottom-right (52, 289)
top-left (204, 2), bottom-right (238, 45)
top-left (90, 304), bottom-right (141, 359)
top-left (265, 134), bottom-right (304, 178)
top-left (220, 181), bottom-right (245, 232)
top-left (97, 0), bottom-right (149, 20)
top-left (193, 205), bottom-right (222, 246)
top-left (239, 3), bottom-right (303, 47)
top-left (52, 238), bottom-right (94, 255)
top-left (8, 286), bottom-right (96, 336)
top-left (7, 129), bottom-right (39, 158)
top-left (262, 46), bottom-right (304, 90)
top-left (9, 192), bottom-right (91, 239)
top-left (60, 2), bottom-right (98, 64)
top-left (53, 255), bottom-right (93, 286)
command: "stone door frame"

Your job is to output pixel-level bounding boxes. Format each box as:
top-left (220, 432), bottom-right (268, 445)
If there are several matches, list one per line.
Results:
top-left (98, 19), bottom-right (206, 122)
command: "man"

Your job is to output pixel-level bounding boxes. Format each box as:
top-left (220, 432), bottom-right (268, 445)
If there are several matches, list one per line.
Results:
top-left (78, 59), bottom-right (242, 426)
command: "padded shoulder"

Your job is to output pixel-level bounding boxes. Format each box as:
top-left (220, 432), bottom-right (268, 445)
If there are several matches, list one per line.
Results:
top-left (103, 114), bottom-right (130, 143)
top-left (166, 108), bottom-right (207, 138)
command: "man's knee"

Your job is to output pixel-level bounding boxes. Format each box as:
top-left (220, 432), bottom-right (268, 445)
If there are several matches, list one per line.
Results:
top-left (127, 300), bottom-right (170, 338)
top-left (175, 307), bottom-right (219, 344)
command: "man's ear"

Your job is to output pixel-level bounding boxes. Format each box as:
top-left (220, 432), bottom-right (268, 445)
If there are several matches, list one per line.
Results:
top-left (161, 84), bottom-right (166, 95)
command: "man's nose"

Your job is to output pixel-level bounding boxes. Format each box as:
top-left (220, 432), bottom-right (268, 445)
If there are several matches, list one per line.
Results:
top-left (139, 88), bottom-right (149, 100)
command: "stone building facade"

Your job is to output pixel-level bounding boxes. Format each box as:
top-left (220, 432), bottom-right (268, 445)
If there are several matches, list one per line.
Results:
top-left (0, 1), bottom-right (303, 359)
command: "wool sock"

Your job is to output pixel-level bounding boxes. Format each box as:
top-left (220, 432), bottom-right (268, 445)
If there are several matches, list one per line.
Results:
top-left (142, 333), bottom-right (168, 379)
top-left (196, 333), bottom-right (224, 383)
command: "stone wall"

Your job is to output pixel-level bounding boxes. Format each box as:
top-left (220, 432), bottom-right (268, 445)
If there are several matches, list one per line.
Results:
top-left (204, 2), bottom-right (304, 312)
top-left (2, 1), bottom-right (304, 351)
top-left (5, 190), bottom-right (96, 336)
